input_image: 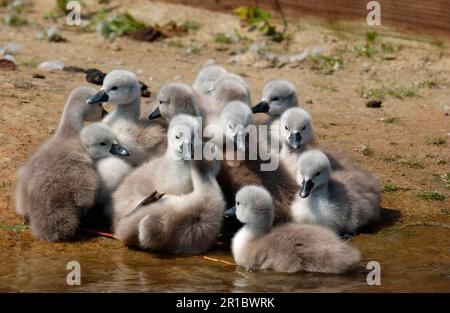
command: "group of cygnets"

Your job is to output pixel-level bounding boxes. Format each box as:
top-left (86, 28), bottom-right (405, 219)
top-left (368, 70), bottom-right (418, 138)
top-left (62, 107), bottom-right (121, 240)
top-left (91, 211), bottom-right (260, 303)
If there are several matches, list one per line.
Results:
top-left (15, 63), bottom-right (381, 274)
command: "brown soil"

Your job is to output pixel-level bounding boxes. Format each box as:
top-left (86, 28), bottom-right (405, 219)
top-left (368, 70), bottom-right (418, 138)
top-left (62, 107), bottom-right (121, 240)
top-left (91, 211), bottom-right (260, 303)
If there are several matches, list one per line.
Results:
top-left (0, 0), bottom-right (449, 272)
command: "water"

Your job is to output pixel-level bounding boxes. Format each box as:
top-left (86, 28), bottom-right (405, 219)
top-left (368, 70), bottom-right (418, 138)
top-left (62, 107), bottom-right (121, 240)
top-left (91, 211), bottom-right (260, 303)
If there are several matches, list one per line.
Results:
top-left (0, 225), bottom-right (449, 292)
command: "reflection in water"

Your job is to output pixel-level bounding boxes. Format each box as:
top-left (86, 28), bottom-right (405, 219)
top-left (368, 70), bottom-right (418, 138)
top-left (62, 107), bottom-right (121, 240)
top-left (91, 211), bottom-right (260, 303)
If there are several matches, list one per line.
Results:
top-left (0, 225), bottom-right (449, 292)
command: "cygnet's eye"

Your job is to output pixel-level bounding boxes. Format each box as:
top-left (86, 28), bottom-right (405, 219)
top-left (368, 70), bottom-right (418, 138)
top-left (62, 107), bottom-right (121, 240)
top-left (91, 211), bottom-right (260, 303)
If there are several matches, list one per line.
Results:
top-left (284, 125), bottom-right (289, 131)
top-left (111, 86), bottom-right (118, 91)
top-left (236, 202), bottom-right (240, 206)
top-left (100, 142), bottom-right (107, 146)
top-left (315, 172), bottom-right (321, 177)
top-left (159, 100), bottom-right (163, 105)
top-left (302, 126), bottom-right (306, 131)
top-left (272, 97), bottom-right (280, 102)
top-left (175, 135), bottom-right (180, 140)
top-left (228, 124), bottom-right (233, 129)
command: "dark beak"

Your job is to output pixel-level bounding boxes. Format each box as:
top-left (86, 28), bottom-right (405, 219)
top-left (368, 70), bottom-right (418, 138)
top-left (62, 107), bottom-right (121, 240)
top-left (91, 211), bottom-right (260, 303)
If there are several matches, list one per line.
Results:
top-left (110, 144), bottom-right (129, 156)
top-left (224, 206), bottom-right (236, 218)
top-left (87, 90), bottom-right (109, 104)
top-left (299, 179), bottom-right (314, 198)
top-left (148, 106), bottom-right (162, 120)
top-left (251, 100), bottom-right (270, 113)
top-left (102, 108), bottom-right (109, 118)
top-left (289, 132), bottom-right (302, 148)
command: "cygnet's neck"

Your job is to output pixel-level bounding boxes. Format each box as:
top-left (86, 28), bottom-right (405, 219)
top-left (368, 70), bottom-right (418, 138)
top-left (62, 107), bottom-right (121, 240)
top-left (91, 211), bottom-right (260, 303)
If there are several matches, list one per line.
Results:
top-left (164, 149), bottom-right (191, 171)
top-left (105, 97), bottom-right (141, 126)
top-left (55, 101), bottom-right (85, 138)
top-left (244, 216), bottom-right (273, 236)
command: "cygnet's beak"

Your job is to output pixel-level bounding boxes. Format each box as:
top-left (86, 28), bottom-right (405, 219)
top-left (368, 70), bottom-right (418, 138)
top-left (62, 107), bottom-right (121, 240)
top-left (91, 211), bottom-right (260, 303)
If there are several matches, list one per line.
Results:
top-left (101, 108), bottom-right (109, 118)
top-left (299, 179), bottom-right (314, 198)
top-left (224, 206), bottom-right (236, 218)
top-left (110, 143), bottom-right (130, 156)
top-left (289, 132), bottom-right (302, 149)
top-left (87, 90), bottom-right (109, 104)
top-left (251, 100), bottom-right (270, 113)
top-left (148, 106), bottom-right (162, 120)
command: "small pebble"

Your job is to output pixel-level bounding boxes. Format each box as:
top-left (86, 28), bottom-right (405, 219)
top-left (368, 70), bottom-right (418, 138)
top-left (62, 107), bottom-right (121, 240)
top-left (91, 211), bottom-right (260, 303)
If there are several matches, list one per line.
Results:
top-left (38, 60), bottom-right (64, 71)
top-left (383, 54), bottom-right (397, 61)
top-left (0, 58), bottom-right (17, 71)
top-left (1, 43), bottom-right (21, 55)
top-left (3, 54), bottom-right (16, 63)
top-left (366, 100), bottom-right (383, 108)
top-left (85, 68), bottom-right (106, 85)
top-left (32, 73), bottom-right (45, 79)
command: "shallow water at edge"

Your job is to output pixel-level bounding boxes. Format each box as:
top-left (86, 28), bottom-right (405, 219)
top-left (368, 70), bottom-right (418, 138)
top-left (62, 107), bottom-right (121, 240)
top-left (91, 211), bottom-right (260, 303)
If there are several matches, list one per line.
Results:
top-left (0, 225), bottom-right (449, 292)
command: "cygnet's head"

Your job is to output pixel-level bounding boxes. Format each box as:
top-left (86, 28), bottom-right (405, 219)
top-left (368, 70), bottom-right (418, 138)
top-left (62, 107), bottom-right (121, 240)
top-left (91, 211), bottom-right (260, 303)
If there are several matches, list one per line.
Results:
top-left (149, 83), bottom-right (200, 120)
top-left (68, 86), bottom-right (108, 122)
top-left (219, 101), bottom-right (254, 150)
top-left (296, 150), bottom-right (331, 198)
top-left (252, 80), bottom-right (298, 116)
top-left (279, 108), bottom-right (314, 149)
top-left (225, 185), bottom-right (274, 232)
top-left (192, 65), bottom-right (228, 94)
top-left (167, 114), bottom-right (202, 160)
top-left (210, 74), bottom-right (250, 105)
top-left (80, 123), bottom-right (129, 160)
top-left (87, 70), bottom-right (140, 106)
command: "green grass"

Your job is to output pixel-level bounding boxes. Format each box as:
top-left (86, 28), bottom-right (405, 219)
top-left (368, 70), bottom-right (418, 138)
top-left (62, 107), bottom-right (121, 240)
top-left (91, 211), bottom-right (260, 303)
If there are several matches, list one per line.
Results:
top-left (353, 44), bottom-right (377, 58)
top-left (234, 5), bottom-right (285, 42)
top-left (400, 159), bottom-right (424, 169)
top-left (381, 43), bottom-right (395, 53)
top-left (0, 224), bottom-right (29, 233)
top-left (3, 14), bottom-right (27, 26)
top-left (21, 59), bottom-right (39, 69)
top-left (96, 11), bottom-right (147, 38)
top-left (44, 10), bottom-right (57, 21)
top-left (168, 40), bottom-right (184, 49)
top-left (428, 137), bottom-right (447, 145)
top-left (214, 33), bottom-right (233, 44)
top-left (380, 154), bottom-right (400, 162)
top-left (312, 82), bottom-right (338, 92)
top-left (182, 19), bottom-right (200, 31)
top-left (382, 183), bottom-right (399, 192)
top-left (366, 31), bottom-right (378, 43)
top-left (358, 86), bottom-right (419, 100)
top-left (420, 79), bottom-right (439, 89)
top-left (419, 191), bottom-right (446, 201)
top-left (308, 54), bottom-right (344, 72)
top-left (387, 87), bottom-right (419, 99)
top-left (188, 46), bottom-right (202, 54)
top-left (352, 31), bottom-right (399, 58)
